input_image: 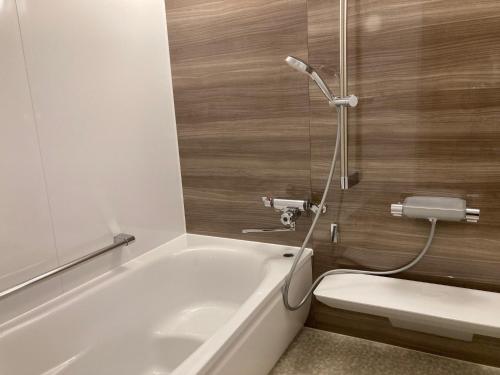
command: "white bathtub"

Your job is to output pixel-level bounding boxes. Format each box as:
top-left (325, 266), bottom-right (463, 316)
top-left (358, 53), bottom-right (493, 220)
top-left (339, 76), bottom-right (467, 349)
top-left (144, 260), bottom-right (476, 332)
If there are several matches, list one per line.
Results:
top-left (0, 234), bottom-right (312, 375)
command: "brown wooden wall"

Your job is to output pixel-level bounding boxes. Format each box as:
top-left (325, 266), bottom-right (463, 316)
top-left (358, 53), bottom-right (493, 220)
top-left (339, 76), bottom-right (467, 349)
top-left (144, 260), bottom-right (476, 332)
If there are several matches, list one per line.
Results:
top-left (165, 0), bottom-right (500, 366)
top-left (165, 0), bottom-right (312, 247)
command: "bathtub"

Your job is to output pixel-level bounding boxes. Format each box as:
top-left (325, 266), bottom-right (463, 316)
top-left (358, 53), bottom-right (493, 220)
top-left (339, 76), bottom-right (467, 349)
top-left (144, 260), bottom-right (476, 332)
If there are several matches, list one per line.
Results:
top-left (0, 234), bottom-right (312, 375)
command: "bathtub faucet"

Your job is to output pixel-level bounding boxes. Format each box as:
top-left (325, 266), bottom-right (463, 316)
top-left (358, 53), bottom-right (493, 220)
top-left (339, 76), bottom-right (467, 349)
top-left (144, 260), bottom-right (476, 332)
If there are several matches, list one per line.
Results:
top-left (242, 197), bottom-right (326, 234)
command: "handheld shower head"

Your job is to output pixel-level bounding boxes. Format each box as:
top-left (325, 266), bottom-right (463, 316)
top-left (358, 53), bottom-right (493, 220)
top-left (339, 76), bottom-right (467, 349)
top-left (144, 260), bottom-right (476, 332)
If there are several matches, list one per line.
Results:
top-left (285, 56), bottom-right (335, 103)
top-left (285, 56), bottom-right (314, 76)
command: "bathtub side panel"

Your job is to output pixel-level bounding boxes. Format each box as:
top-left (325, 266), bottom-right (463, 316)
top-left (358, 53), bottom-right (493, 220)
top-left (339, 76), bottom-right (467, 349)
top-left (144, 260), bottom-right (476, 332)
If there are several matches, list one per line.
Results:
top-left (205, 258), bottom-right (312, 375)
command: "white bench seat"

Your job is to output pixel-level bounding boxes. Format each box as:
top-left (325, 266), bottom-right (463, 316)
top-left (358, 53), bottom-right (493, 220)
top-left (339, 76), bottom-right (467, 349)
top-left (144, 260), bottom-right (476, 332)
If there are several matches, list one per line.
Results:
top-left (314, 274), bottom-right (500, 341)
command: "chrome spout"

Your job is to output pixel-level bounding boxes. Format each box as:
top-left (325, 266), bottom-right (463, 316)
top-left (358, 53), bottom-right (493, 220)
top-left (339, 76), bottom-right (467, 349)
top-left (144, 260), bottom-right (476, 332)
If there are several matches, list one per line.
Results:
top-left (242, 227), bottom-right (295, 234)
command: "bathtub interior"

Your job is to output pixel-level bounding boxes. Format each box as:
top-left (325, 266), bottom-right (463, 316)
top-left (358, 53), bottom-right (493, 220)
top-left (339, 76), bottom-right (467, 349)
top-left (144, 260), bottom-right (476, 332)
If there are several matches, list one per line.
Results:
top-left (0, 235), bottom-right (307, 375)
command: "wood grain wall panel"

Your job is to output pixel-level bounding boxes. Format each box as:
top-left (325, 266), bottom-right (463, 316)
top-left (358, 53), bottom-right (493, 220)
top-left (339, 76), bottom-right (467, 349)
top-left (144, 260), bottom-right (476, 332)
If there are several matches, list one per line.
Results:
top-left (166, 0), bottom-right (500, 365)
top-left (307, 0), bottom-right (500, 365)
top-left (165, 0), bottom-right (312, 245)
top-left (308, 0), bottom-right (500, 287)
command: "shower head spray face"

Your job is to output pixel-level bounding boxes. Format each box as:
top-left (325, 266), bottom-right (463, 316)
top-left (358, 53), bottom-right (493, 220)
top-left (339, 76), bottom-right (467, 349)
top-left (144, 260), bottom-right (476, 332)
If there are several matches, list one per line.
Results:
top-left (285, 56), bottom-right (335, 102)
top-left (285, 56), bottom-right (314, 76)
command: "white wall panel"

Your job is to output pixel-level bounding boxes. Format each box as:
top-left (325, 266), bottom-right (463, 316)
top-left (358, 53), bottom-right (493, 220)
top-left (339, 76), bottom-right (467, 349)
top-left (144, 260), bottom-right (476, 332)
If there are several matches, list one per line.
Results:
top-left (0, 0), bottom-right (59, 292)
top-left (15, 0), bottom-right (185, 268)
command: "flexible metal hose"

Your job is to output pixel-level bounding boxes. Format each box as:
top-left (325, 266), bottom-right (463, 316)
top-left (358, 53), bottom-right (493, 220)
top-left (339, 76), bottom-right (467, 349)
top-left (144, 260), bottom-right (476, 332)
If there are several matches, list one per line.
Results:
top-left (282, 111), bottom-right (438, 311)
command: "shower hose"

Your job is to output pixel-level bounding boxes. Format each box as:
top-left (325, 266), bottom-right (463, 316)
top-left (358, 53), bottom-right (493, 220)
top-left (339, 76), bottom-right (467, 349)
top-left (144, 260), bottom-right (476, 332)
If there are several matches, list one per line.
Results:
top-left (282, 111), bottom-right (438, 311)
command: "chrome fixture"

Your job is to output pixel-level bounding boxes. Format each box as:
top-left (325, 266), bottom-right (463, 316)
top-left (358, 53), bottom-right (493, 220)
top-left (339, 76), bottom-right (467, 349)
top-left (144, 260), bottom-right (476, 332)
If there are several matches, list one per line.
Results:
top-left (242, 197), bottom-right (326, 234)
top-left (285, 56), bottom-right (358, 109)
top-left (0, 233), bottom-right (135, 300)
top-left (330, 223), bottom-right (339, 243)
top-left (391, 196), bottom-right (480, 223)
top-left (261, 197), bottom-right (327, 214)
top-left (241, 206), bottom-right (299, 233)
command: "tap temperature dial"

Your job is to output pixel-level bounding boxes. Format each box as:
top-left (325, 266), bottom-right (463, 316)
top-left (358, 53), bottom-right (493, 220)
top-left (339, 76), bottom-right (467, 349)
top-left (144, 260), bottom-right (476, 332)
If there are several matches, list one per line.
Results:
top-left (280, 208), bottom-right (300, 228)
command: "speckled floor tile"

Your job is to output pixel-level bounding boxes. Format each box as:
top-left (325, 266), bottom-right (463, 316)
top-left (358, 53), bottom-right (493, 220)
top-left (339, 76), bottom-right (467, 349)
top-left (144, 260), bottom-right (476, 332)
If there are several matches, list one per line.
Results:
top-left (270, 328), bottom-right (500, 375)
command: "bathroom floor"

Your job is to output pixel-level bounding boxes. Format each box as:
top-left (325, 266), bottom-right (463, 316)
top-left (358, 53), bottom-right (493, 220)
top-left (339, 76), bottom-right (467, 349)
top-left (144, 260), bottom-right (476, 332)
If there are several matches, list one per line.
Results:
top-left (270, 328), bottom-right (500, 375)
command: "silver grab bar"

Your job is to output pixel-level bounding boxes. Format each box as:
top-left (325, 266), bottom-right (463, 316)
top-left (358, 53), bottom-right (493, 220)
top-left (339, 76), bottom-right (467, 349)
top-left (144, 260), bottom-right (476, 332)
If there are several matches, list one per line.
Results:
top-left (0, 233), bottom-right (135, 300)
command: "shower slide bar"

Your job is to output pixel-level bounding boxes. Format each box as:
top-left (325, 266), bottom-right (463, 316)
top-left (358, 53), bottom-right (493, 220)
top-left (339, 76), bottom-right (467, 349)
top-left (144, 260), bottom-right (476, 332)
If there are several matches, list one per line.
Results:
top-left (0, 233), bottom-right (135, 300)
top-left (339, 0), bottom-right (358, 189)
